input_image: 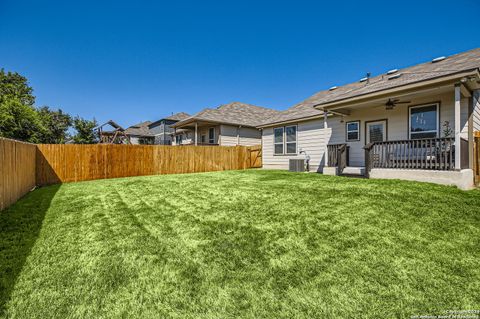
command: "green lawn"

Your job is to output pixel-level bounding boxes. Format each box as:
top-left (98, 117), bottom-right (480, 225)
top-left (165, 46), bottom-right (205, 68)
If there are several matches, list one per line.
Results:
top-left (1, 170), bottom-right (479, 318)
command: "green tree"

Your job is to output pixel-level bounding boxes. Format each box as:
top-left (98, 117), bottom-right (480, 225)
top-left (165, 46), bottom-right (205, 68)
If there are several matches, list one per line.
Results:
top-left (37, 106), bottom-right (72, 144)
top-left (0, 98), bottom-right (44, 142)
top-left (0, 69), bottom-right (45, 142)
top-left (72, 116), bottom-right (98, 144)
top-left (0, 69), bottom-right (35, 106)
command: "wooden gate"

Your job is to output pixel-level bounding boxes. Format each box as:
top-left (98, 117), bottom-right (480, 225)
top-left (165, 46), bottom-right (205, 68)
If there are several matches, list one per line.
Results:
top-left (248, 145), bottom-right (262, 168)
top-left (475, 132), bottom-right (480, 186)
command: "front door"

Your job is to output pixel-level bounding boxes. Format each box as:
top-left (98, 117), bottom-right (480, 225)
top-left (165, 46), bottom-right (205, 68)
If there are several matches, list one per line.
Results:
top-left (366, 120), bottom-right (387, 144)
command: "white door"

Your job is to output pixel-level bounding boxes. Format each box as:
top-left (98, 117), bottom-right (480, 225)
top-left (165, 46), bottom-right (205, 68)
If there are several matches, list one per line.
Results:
top-left (366, 120), bottom-right (387, 144)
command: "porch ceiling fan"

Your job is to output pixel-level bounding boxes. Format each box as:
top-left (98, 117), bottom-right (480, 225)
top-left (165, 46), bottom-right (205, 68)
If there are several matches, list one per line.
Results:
top-left (385, 98), bottom-right (410, 110)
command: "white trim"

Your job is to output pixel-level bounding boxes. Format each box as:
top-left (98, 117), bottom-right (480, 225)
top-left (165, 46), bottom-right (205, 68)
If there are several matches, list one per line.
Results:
top-left (366, 120), bottom-right (387, 143)
top-left (208, 127), bottom-right (215, 144)
top-left (408, 103), bottom-right (440, 139)
top-left (346, 120), bottom-right (360, 142)
top-left (285, 125), bottom-right (298, 154)
top-left (273, 127), bottom-right (284, 155)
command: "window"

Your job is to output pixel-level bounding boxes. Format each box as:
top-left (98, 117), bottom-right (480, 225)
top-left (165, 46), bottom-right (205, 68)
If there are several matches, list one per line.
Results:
top-left (346, 121), bottom-right (360, 141)
top-left (273, 125), bottom-right (297, 155)
top-left (285, 125), bottom-right (297, 154)
top-left (208, 128), bottom-right (215, 144)
top-left (201, 135), bottom-right (206, 143)
top-left (175, 135), bottom-right (183, 145)
top-left (274, 127), bottom-right (284, 155)
top-left (409, 104), bottom-right (439, 139)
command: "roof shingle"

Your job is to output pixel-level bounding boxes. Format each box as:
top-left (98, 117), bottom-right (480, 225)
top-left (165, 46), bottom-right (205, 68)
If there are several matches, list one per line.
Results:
top-left (260, 47), bottom-right (480, 126)
top-left (174, 102), bottom-right (280, 127)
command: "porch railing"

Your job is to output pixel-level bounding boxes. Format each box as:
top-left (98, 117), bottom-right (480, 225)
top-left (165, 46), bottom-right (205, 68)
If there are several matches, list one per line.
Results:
top-left (327, 143), bottom-right (349, 173)
top-left (364, 137), bottom-right (468, 176)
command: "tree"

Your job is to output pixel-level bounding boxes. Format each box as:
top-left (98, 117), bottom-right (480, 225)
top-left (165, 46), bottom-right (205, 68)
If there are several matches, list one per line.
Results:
top-left (0, 69), bottom-right (35, 106)
top-left (0, 98), bottom-right (44, 142)
top-left (37, 106), bottom-right (72, 144)
top-left (72, 116), bottom-right (98, 144)
top-left (0, 69), bottom-right (44, 142)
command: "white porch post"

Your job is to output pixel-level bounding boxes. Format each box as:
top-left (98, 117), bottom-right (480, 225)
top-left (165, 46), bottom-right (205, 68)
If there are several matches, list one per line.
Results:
top-left (324, 111), bottom-right (329, 167)
top-left (194, 122), bottom-right (198, 146)
top-left (454, 84), bottom-right (461, 170)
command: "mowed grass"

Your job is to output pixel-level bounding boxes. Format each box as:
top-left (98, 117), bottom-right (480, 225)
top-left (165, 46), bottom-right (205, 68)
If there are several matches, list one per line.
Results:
top-left (1, 170), bottom-right (479, 318)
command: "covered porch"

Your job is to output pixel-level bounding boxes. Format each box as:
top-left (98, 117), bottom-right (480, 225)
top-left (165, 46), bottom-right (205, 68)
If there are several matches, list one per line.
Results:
top-left (171, 121), bottom-right (220, 146)
top-left (321, 79), bottom-right (480, 189)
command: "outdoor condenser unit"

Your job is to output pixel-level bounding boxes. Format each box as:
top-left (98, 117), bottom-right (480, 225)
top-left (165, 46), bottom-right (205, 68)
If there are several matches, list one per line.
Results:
top-left (289, 159), bottom-right (306, 172)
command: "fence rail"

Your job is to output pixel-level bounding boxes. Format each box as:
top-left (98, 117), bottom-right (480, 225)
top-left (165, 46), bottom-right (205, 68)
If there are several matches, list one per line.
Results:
top-left (327, 144), bottom-right (349, 174)
top-left (364, 137), bottom-right (470, 175)
top-left (0, 138), bottom-right (37, 211)
top-left (36, 144), bottom-right (257, 186)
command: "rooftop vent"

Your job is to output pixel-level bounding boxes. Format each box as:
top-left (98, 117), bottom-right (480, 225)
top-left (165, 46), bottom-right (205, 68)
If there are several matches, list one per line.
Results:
top-left (387, 69), bottom-right (398, 75)
top-left (388, 73), bottom-right (402, 80)
top-left (329, 86), bottom-right (338, 91)
top-left (359, 77), bottom-right (368, 83)
top-left (432, 56), bottom-right (446, 63)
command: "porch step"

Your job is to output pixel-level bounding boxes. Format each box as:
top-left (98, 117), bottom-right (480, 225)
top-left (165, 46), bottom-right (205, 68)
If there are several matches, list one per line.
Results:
top-left (341, 166), bottom-right (366, 176)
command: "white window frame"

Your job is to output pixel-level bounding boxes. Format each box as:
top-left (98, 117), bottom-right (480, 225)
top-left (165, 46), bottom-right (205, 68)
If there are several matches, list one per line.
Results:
top-left (273, 125), bottom-right (298, 155)
top-left (273, 127), bottom-right (284, 155)
top-left (208, 127), bottom-right (215, 144)
top-left (408, 103), bottom-right (439, 139)
top-left (285, 125), bottom-right (297, 154)
top-left (346, 121), bottom-right (360, 142)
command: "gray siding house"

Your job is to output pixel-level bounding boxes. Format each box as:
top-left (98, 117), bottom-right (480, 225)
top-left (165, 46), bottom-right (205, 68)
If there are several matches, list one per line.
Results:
top-left (125, 112), bottom-right (190, 145)
top-left (258, 48), bottom-right (480, 189)
top-left (171, 102), bottom-right (279, 146)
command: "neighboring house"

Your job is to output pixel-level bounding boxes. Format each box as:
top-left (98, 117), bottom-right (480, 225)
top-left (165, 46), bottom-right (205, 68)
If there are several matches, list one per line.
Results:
top-left (125, 121), bottom-right (154, 144)
top-left (125, 112), bottom-right (190, 145)
top-left (147, 112), bottom-right (190, 145)
top-left (171, 102), bottom-right (279, 146)
top-left (258, 48), bottom-right (480, 189)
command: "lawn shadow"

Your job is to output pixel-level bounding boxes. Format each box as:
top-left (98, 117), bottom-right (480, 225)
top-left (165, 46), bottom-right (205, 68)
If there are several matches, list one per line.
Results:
top-left (0, 184), bottom-right (60, 315)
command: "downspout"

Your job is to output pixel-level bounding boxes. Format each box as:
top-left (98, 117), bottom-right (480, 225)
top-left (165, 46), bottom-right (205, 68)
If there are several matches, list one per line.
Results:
top-left (237, 125), bottom-right (241, 145)
top-left (323, 111), bottom-right (329, 167)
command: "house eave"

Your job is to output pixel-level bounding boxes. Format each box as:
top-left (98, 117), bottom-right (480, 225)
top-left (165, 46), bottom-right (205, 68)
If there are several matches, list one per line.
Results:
top-left (173, 118), bottom-right (257, 129)
top-left (256, 114), bottom-right (325, 129)
top-left (314, 69), bottom-right (480, 111)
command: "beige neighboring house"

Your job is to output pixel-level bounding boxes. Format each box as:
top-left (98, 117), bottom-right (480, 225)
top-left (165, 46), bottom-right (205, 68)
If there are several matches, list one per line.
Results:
top-left (171, 102), bottom-right (279, 146)
top-left (258, 48), bottom-right (480, 189)
top-left (125, 121), bottom-right (154, 144)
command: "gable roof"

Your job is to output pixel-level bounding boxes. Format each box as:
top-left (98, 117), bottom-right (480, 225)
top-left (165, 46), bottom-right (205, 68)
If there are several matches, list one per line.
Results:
top-left (125, 121), bottom-right (153, 136)
top-left (164, 112), bottom-right (191, 121)
top-left (259, 47), bottom-right (480, 127)
top-left (96, 120), bottom-right (125, 132)
top-left (173, 102), bottom-right (280, 128)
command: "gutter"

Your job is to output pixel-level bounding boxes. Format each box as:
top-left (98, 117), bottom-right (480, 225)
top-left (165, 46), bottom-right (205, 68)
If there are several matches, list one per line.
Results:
top-left (314, 69), bottom-right (480, 110)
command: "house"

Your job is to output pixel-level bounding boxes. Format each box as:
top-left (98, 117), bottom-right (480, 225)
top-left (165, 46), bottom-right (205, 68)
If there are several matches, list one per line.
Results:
top-left (125, 121), bottom-right (154, 144)
top-left (258, 48), bottom-right (480, 189)
top-left (147, 112), bottom-right (190, 145)
top-left (125, 112), bottom-right (190, 145)
top-left (171, 102), bottom-right (279, 146)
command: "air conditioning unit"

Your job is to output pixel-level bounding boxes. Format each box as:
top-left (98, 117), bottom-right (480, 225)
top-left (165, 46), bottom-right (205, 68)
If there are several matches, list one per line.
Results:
top-left (289, 159), bottom-right (306, 172)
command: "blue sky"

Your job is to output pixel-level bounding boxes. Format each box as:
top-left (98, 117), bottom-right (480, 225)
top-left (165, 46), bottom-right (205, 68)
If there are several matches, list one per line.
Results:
top-left (1, 0), bottom-right (479, 127)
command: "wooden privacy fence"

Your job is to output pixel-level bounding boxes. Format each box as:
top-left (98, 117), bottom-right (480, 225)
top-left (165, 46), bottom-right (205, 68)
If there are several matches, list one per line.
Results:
top-left (0, 138), bottom-right (37, 211)
top-left (36, 144), bottom-right (259, 186)
top-left (247, 145), bottom-right (262, 168)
